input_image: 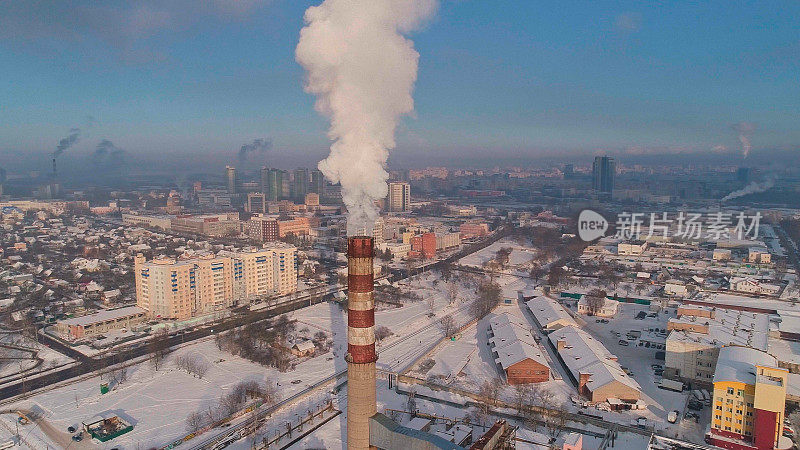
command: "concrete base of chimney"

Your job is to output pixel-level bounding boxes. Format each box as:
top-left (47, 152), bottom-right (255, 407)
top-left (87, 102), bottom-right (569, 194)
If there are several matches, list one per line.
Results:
top-left (347, 361), bottom-right (377, 449)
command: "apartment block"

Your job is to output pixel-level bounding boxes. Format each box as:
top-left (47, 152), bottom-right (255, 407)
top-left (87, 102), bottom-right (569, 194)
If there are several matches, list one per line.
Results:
top-left (135, 244), bottom-right (297, 319)
top-left (707, 346), bottom-right (789, 450)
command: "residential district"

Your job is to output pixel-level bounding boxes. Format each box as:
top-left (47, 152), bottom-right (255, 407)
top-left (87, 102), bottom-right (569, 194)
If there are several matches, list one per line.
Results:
top-left (0, 161), bottom-right (800, 450)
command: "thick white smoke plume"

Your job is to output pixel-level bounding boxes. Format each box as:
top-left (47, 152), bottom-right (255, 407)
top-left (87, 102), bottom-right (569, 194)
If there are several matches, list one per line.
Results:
top-left (731, 122), bottom-right (756, 158)
top-left (722, 177), bottom-right (775, 202)
top-left (296, 0), bottom-right (438, 235)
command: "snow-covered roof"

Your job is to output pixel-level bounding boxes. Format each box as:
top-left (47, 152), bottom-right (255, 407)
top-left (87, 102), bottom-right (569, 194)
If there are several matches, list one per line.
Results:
top-left (667, 308), bottom-right (769, 351)
top-left (58, 306), bottom-right (145, 327)
top-left (293, 340), bottom-right (315, 352)
top-left (549, 325), bottom-right (640, 394)
top-left (488, 313), bottom-right (547, 370)
top-left (713, 345), bottom-right (778, 385)
top-left (525, 296), bottom-right (575, 329)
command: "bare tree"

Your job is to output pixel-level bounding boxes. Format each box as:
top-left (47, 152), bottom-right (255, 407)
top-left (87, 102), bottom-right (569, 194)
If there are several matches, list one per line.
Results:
top-left (148, 329), bottom-right (170, 371)
top-left (374, 325), bottom-right (393, 342)
top-left (439, 315), bottom-right (457, 338)
top-left (545, 402), bottom-right (569, 441)
top-left (447, 280), bottom-right (459, 304)
top-left (513, 383), bottom-right (531, 413)
top-left (584, 288), bottom-right (607, 316)
top-left (477, 378), bottom-right (502, 415)
top-left (469, 281), bottom-right (502, 320)
top-left (186, 411), bottom-right (205, 433)
top-left (221, 392), bottom-right (242, 416)
top-left (529, 265), bottom-right (545, 285)
top-left (547, 266), bottom-right (565, 288)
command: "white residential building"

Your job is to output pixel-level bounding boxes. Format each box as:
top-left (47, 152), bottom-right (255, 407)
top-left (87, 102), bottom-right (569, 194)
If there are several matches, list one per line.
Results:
top-left (665, 306), bottom-right (769, 384)
top-left (577, 296), bottom-right (619, 317)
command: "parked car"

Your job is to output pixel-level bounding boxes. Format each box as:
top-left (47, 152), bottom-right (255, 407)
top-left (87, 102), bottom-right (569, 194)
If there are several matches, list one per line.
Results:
top-left (619, 340), bottom-right (629, 346)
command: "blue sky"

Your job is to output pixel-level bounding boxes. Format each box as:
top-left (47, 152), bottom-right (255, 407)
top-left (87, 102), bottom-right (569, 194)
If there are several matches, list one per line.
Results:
top-left (1, 0), bottom-right (798, 169)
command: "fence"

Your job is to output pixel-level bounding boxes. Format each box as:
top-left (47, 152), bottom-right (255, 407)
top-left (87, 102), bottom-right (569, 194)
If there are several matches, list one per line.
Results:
top-left (254, 400), bottom-right (338, 449)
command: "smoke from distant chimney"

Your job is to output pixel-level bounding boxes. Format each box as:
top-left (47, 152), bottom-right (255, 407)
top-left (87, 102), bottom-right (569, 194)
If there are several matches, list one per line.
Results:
top-left (54, 128), bottom-right (81, 158)
top-left (731, 122), bottom-right (756, 158)
top-left (722, 176), bottom-right (775, 201)
top-left (90, 139), bottom-right (126, 173)
top-left (238, 138), bottom-right (272, 162)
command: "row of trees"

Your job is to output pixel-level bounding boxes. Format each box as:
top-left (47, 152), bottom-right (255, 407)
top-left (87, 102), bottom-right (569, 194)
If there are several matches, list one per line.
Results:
top-left (469, 280), bottom-right (502, 321)
top-left (214, 316), bottom-right (297, 372)
top-left (175, 352), bottom-right (210, 379)
top-left (185, 380), bottom-right (278, 433)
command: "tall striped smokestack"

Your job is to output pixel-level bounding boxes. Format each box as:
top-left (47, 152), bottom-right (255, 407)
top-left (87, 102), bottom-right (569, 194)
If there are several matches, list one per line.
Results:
top-left (347, 236), bottom-right (377, 449)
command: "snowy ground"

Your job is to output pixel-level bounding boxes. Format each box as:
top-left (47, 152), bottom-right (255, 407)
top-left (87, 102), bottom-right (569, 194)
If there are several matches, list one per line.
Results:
top-left (7, 335), bottom-right (342, 450)
top-left (459, 239), bottom-right (539, 270)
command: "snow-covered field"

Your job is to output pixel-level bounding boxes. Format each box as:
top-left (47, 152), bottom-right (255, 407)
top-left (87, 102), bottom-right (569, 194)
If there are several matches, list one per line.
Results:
top-left (459, 239), bottom-right (539, 269)
top-left (8, 335), bottom-right (341, 449)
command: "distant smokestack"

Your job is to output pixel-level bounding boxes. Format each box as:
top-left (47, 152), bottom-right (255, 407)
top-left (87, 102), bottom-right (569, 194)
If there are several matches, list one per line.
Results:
top-left (347, 236), bottom-right (376, 449)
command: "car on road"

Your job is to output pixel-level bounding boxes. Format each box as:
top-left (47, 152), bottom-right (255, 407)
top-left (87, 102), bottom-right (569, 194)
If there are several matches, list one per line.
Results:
top-left (72, 432), bottom-right (83, 442)
top-left (618, 339), bottom-right (629, 346)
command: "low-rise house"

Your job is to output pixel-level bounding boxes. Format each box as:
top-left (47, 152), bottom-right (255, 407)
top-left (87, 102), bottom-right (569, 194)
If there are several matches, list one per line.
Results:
top-left (577, 296), bottom-right (619, 317)
top-left (488, 313), bottom-right (549, 384)
top-left (664, 280), bottom-right (688, 297)
top-left (748, 247), bottom-right (771, 264)
top-left (525, 296), bottom-right (575, 331)
top-left (549, 325), bottom-right (641, 403)
top-left (291, 340), bottom-right (316, 357)
top-left (55, 306), bottom-right (147, 341)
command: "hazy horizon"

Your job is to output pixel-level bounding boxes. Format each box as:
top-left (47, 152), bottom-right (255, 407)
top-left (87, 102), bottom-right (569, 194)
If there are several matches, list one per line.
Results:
top-left (2, 1), bottom-right (799, 174)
